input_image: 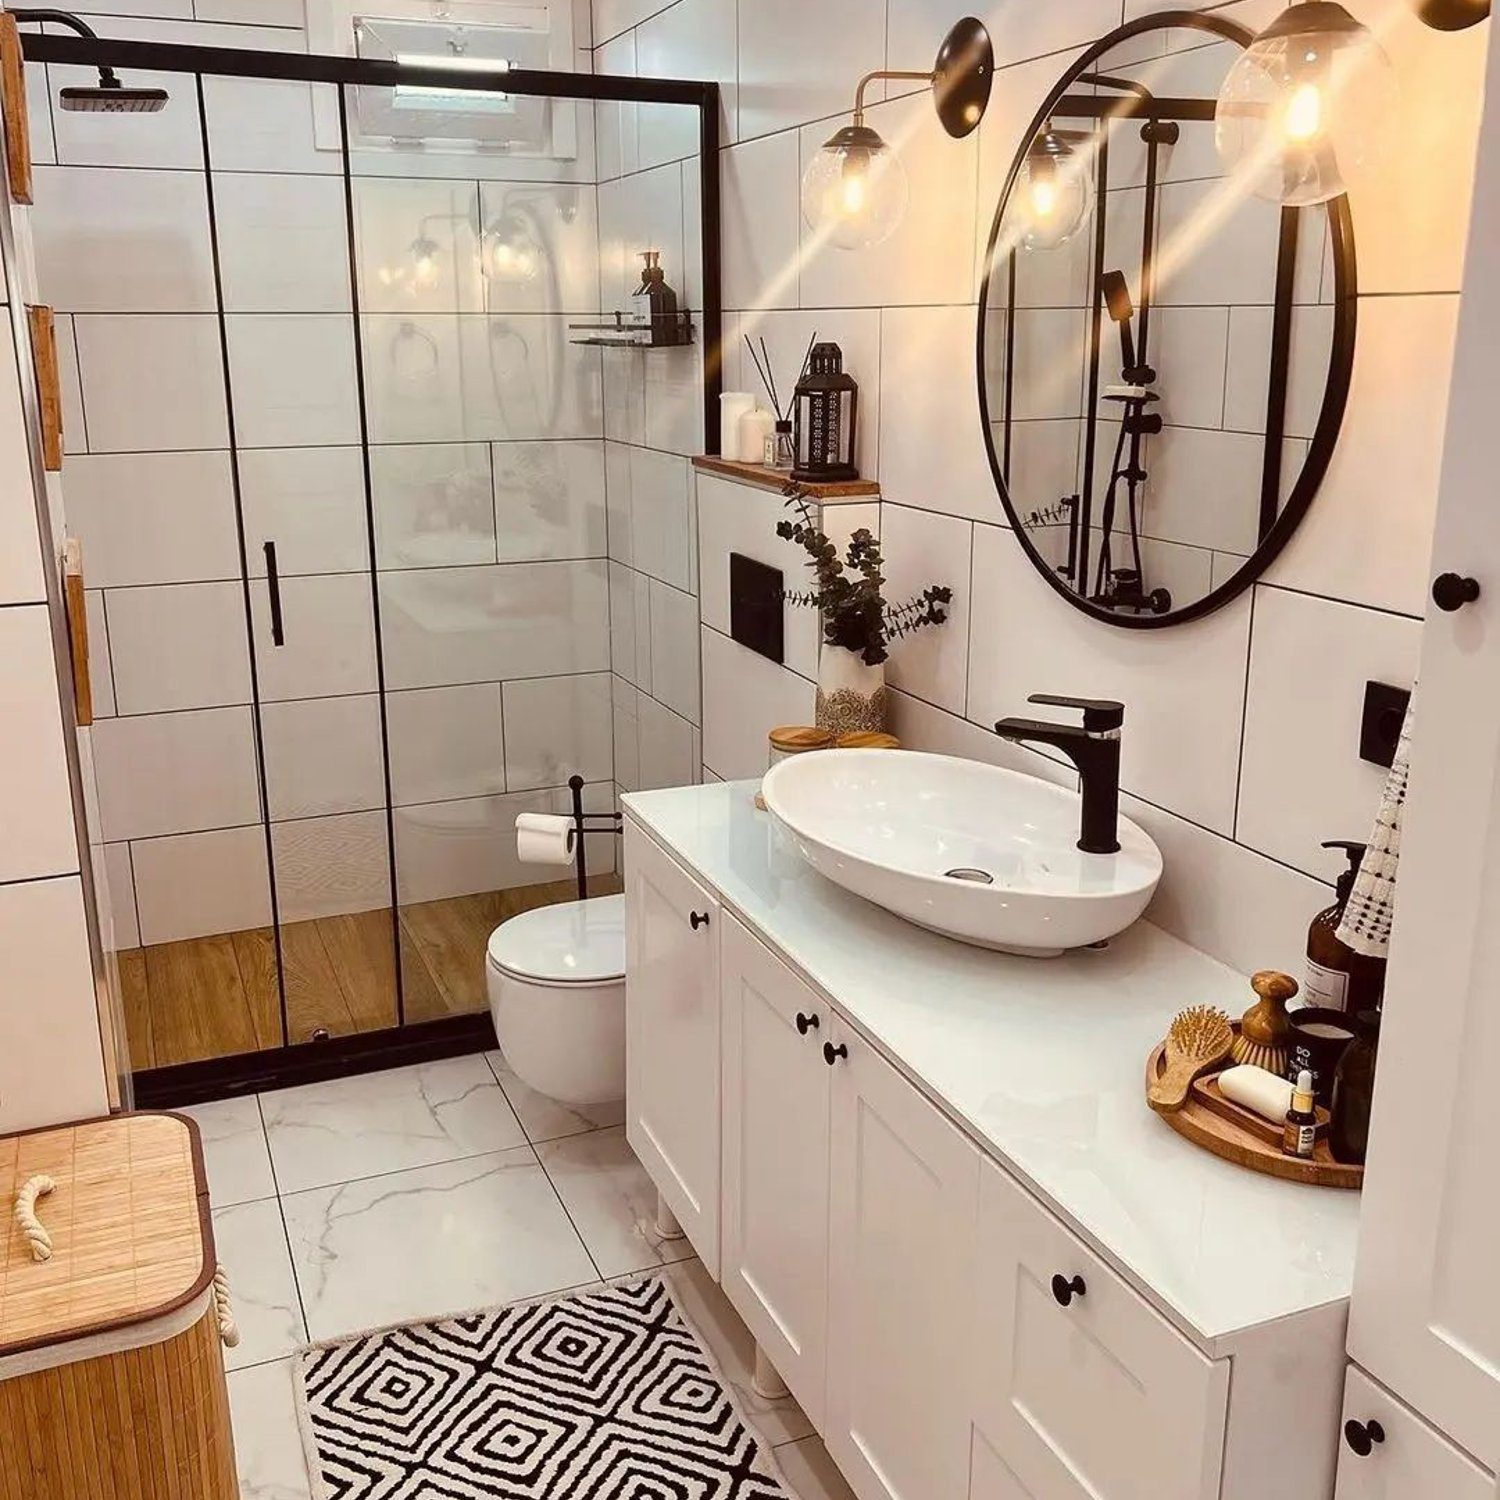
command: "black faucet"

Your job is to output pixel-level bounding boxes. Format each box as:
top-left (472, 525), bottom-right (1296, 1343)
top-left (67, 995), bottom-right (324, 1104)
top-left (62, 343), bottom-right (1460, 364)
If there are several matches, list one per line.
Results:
top-left (994, 694), bottom-right (1124, 855)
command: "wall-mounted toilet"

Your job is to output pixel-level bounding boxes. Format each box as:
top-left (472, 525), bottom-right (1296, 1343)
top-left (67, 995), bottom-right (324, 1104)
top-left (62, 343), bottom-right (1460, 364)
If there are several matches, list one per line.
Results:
top-left (486, 894), bottom-right (626, 1106)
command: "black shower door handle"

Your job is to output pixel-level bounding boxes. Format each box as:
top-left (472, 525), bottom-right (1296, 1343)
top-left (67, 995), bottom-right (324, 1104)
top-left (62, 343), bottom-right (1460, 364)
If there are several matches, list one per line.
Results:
top-left (264, 540), bottom-right (285, 647)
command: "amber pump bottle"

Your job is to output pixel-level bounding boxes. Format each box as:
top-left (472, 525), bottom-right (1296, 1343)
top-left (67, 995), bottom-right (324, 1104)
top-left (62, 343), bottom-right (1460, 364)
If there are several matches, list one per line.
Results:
top-left (1305, 840), bottom-right (1387, 1014)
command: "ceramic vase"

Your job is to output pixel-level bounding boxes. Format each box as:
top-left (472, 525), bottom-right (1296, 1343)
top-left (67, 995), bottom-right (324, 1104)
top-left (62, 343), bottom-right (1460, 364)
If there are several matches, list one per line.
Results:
top-left (816, 647), bottom-right (888, 735)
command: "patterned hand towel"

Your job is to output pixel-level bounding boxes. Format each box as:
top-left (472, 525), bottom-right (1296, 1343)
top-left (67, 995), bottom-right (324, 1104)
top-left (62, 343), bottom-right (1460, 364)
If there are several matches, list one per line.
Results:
top-left (1336, 693), bottom-right (1415, 959)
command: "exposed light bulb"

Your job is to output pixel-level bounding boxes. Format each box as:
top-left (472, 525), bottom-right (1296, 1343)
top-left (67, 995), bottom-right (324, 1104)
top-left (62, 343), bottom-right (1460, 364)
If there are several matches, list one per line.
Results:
top-left (1284, 80), bottom-right (1324, 142)
top-left (1030, 178), bottom-right (1058, 219)
top-left (840, 166), bottom-right (869, 217)
top-left (1009, 128), bottom-right (1091, 253)
top-left (800, 124), bottom-right (909, 250)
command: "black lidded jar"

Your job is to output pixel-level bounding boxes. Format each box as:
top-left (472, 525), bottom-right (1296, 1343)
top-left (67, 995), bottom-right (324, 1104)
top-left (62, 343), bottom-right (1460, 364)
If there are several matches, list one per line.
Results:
top-left (1329, 1009), bottom-right (1381, 1166)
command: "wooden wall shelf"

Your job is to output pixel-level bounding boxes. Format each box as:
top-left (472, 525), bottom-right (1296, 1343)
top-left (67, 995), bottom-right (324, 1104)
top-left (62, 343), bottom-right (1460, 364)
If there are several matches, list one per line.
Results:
top-left (692, 456), bottom-right (880, 502)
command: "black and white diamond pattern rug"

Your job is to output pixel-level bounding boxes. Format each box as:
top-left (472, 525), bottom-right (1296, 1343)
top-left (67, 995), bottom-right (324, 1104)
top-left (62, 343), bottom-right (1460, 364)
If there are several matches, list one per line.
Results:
top-left (296, 1277), bottom-right (797, 1499)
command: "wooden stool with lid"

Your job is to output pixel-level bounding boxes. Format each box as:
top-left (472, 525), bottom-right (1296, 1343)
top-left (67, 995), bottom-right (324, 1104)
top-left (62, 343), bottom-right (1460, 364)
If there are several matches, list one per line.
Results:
top-left (0, 1112), bottom-right (238, 1500)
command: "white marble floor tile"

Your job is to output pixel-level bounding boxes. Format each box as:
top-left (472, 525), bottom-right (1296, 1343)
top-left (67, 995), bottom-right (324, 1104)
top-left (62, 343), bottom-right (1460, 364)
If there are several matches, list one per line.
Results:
top-left (227, 1358), bottom-right (314, 1500)
top-left (642, 1258), bottom-right (815, 1448)
top-left (485, 1049), bottom-right (625, 1143)
top-left (281, 1147), bottom-right (598, 1343)
top-left (538, 1126), bottom-right (694, 1280)
top-left (214, 1198), bottom-right (306, 1373)
top-left (773, 1436), bottom-right (857, 1500)
top-left (180, 1095), bottom-right (275, 1207)
top-left (262, 1054), bottom-right (527, 1193)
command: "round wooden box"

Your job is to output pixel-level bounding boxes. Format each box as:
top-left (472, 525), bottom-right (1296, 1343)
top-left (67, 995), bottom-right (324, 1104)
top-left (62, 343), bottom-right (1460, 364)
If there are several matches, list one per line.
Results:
top-left (0, 1112), bottom-right (236, 1500)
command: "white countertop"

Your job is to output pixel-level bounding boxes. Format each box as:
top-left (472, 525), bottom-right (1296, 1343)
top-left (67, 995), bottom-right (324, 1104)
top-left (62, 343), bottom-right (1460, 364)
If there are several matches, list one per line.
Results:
top-left (622, 779), bottom-right (1361, 1357)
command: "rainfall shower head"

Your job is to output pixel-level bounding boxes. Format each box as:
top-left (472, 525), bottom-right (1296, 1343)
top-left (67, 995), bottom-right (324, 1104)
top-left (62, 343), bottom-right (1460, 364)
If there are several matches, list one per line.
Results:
top-left (60, 76), bottom-right (169, 113)
top-left (10, 8), bottom-right (169, 114)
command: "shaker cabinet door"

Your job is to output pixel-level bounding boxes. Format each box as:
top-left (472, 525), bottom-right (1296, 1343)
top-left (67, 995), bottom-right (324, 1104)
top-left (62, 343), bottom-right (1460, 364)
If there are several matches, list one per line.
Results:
top-left (721, 914), bottom-right (832, 1429)
top-left (1348, 17), bottom-right (1500, 1468)
top-left (824, 1027), bottom-right (980, 1500)
top-left (624, 823), bottom-right (722, 1277)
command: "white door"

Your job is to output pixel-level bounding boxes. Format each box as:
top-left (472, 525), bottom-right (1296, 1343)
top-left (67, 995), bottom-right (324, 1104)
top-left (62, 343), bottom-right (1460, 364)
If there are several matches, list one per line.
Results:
top-left (970, 1160), bottom-right (1229, 1500)
top-left (1347, 13), bottom-right (1500, 1471)
top-left (825, 1022), bottom-right (980, 1500)
top-left (624, 822), bottom-right (722, 1277)
top-left (721, 913), bottom-right (832, 1428)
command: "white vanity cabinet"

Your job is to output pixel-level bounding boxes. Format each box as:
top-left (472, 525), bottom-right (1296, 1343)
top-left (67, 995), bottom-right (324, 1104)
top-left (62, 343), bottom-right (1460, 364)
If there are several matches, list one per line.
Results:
top-left (721, 914), bottom-right (833, 1428)
top-left (824, 1019), bottom-right (981, 1500)
top-left (624, 822), bottom-right (722, 1276)
top-left (971, 1161), bottom-right (1229, 1500)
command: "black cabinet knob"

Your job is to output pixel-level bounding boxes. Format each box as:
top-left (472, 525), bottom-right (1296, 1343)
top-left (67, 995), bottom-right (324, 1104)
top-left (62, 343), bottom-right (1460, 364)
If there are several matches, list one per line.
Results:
top-left (796, 1012), bottom-right (820, 1035)
top-left (690, 910), bottom-right (710, 930)
top-left (1051, 1273), bottom-right (1087, 1307)
top-left (1344, 1419), bottom-right (1386, 1457)
top-left (1432, 572), bottom-right (1481, 612)
top-left (823, 1041), bottom-right (848, 1066)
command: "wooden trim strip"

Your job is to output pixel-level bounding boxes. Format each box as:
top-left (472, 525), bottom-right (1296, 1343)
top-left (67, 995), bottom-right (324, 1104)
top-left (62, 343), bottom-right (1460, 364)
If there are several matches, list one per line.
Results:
top-left (62, 538), bottom-right (92, 728)
top-left (0, 15), bottom-right (32, 206)
top-left (27, 306), bottom-right (63, 472)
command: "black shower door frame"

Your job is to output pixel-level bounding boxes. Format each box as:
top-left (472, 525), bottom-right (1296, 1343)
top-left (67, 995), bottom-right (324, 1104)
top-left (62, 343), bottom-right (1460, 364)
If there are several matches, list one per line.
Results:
top-left (22, 29), bottom-right (723, 1106)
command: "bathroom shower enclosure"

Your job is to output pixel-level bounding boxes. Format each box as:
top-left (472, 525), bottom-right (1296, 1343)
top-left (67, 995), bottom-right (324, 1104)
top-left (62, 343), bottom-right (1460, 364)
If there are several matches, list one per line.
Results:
top-left (20, 23), bottom-right (721, 1101)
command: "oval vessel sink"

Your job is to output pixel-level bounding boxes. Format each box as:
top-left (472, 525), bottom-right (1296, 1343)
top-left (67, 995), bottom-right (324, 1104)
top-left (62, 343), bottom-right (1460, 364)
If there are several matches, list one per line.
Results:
top-left (760, 749), bottom-right (1163, 956)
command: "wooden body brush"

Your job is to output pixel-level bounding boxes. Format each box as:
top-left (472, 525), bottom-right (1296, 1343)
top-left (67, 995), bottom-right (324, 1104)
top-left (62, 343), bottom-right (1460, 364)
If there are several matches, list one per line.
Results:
top-left (1148, 1006), bottom-right (1233, 1114)
top-left (1231, 970), bottom-right (1299, 1075)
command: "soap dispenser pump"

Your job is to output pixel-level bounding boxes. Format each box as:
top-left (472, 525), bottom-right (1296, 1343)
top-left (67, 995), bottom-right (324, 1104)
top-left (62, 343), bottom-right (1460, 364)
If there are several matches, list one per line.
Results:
top-left (1305, 840), bottom-right (1386, 1014)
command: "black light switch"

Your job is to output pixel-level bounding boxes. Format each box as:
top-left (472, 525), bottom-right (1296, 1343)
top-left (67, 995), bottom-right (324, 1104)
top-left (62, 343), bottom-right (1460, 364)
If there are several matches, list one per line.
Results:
top-left (1360, 681), bottom-right (1411, 769)
top-left (729, 552), bottom-right (784, 665)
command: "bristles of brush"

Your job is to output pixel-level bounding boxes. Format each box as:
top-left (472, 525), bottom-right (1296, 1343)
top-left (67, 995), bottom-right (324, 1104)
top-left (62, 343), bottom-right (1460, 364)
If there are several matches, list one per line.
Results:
top-left (1168, 1005), bottom-right (1232, 1057)
top-left (1230, 1035), bottom-right (1288, 1073)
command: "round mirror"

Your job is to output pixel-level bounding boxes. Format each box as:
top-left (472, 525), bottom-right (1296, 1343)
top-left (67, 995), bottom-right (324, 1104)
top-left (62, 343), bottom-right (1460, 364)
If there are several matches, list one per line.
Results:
top-left (978, 12), bottom-right (1356, 627)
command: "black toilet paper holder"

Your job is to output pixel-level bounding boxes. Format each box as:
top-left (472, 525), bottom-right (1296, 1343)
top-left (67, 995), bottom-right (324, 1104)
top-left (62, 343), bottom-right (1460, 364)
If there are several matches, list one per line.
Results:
top-left (568, 774), bottom-right (623, 904)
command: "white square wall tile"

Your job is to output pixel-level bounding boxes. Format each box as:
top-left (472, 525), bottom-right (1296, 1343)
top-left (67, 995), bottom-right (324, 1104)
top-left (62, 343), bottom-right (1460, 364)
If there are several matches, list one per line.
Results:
top-left (605, 441), bottom-right (633, 565)
top-left (880, 305), bottom-right (1007, 525)
top-left (261, 695), bottom-right (386, 821)
top-left (104, 581), bottom-right (252, 715)
top-left (879, 504), bottom-right (972, 716)
top-left (493, 440), bottom-right (608, 562)
top-left (101, 841), bottom-right (138, 950)
top-left (226, 315), bottom-right (361, 448)
top-left (1237, 587), bottom-right (1422, 879)
top-left (31, 166), bottom-right (215, 313)
top-left (0, 334), bottom-right (48, 606)
top-left (966, 524), bottom-right (1252, 835)
top-left (240, 446), bottom-right (371, 578)
top-left (372, 442), bottom-right (496, 570)
top-left (627, 446), bottom-right (693, 590)
top-left (387, 682), bottom-right (506, 807)
top-left (700, 626), bottom-right (814, 783)
top-left (248, 572), bottom-right (380, 702)
top-left (92, 706), bottom-right (262, 842)
top-left (503, 673), bottom-right (613, 790)
top-left (737, 0), bottom-right (878, 142)
top-left (379, 560), bottom-right (610, 690)
top-left (74, 315), bottom-right (228, 452)
top-left (64, 451), bottom-right (239, 589)
top-left (0, 878), bottom-right (108, 1133)
top-left (131, 824), bottom-right (272, 946)
top-left (213, 173), bottom-right (352, 313)
top-left (84, 591), bottom-right (116, 719)
top-left (635, 694), bottom-right (699, 791)
top-left (55, 315), bottom-right (87, 458)
top-left (594, 30), bottom-right (638, 182)
top-left (271, 810), bottom-right (392, 924)
top-left (0, 606), bottom-right (82, 883)
top-left (649, 579), bottom-right (701, 725)
top-left (722, 132), bottom-right (801, 312)
top-left (608, 561), bottom-right (652, 692)
top-left (636, 0), bottom-right (735, 161)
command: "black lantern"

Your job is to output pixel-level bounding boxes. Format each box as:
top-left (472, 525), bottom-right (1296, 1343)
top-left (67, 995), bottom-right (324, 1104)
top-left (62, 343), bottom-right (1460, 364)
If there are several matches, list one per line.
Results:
top-left (792, 343), bottom-right (859, 483)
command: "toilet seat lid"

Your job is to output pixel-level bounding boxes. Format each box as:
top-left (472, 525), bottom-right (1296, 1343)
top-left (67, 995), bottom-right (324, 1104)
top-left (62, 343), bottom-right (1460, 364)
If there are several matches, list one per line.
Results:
top-left (487, 894), bottom-right (626, 985)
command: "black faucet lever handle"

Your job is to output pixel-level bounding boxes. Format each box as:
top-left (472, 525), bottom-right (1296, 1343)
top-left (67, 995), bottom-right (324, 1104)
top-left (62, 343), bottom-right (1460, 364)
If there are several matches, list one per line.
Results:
top-left (1027, 693), bottom-right (1124, 732)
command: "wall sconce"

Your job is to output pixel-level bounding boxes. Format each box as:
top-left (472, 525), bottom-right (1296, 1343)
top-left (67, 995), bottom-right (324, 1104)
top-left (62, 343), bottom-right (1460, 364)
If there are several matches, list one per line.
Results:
top-left (1216, 0), bottom-right (1396, 206)
top-left (1011, 126), bottom-right (1093, 252)
top-left (801, 17), bottom-right (995, 250)
top-left (1416, 0), bottom-right (1489, 28)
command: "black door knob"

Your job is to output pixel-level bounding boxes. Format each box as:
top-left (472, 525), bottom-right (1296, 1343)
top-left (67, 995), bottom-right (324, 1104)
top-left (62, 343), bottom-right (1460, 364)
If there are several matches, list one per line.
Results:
top-left (690, 910), bottom-right (710, 930)
top-left (1344, 1419), bottom-right (1386, 1457)
top-left (1051, 1273), bottom-right (1087, 1307)
top-left (796, 1012), bottom-right (820, 1035)
top-left (1432, 572), bottom-right (1481, 612)
top-left (823, 1041), bottom-right (848, 1066)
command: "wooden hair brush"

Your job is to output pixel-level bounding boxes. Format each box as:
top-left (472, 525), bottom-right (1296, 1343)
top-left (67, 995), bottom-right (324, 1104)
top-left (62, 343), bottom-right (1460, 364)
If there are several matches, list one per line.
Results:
top-left (1148, 1005), bottom-right (1233, 1114)
top-left (1230, 970), bottom-right (1299, 1075)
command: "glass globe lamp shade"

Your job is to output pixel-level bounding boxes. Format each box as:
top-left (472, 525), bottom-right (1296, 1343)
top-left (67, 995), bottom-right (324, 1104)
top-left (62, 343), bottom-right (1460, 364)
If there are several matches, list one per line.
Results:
top-left (1009, 131), bottom-right (1092, 253)
top-left (801, 125), bottom-right (910, 251)
top-left (1216, 1), bottom-right (1396, 207)
top-left (483, 217), bottom-right (541, 284)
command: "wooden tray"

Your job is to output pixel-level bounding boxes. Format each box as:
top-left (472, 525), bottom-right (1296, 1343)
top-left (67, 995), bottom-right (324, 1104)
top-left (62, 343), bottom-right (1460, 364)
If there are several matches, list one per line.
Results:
top-left (1145, 1044), bottom-right (1363, 1189)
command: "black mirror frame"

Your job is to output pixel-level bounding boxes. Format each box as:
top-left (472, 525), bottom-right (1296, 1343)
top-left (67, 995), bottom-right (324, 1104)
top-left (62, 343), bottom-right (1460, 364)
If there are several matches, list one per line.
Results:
top-left (975, 9), bottom-right (1358, 630)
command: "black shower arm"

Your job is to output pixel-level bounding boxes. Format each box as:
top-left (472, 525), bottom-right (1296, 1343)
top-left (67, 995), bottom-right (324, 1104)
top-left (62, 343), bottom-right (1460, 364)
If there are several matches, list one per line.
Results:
top-left (8, 9), bottom-right (120, 82)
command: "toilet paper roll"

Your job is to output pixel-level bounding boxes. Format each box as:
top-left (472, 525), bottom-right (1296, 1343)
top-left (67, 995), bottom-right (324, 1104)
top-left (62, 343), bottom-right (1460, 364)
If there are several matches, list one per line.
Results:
top-left (515, 812), bottom-right (577, 866)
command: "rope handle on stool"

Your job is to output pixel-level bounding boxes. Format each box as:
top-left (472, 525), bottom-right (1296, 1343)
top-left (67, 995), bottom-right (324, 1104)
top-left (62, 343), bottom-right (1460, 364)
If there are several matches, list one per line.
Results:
top-left (214, 1264), bottom-right (241, 1349)
top-left (14, 1174), bottom-right (55, 1263)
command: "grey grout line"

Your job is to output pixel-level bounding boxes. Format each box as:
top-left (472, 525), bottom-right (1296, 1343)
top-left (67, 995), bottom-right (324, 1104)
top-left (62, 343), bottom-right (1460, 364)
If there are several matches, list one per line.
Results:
top-left (256, 1092), bottom-right (311, 1347)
